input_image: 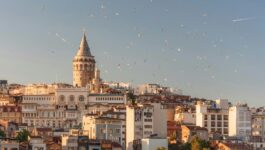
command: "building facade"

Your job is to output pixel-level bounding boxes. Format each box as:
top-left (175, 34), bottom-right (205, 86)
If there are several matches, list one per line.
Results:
top-left (196, 99), bottom-right (229, 136)
top-left (0, 105), bottom-right (21, 123)
top-left (229, 104), bottom-right (251, 140)
top-left (126, 104), bottom-right (154, 150)
top-left (82, 115), bottom-right (125, 147)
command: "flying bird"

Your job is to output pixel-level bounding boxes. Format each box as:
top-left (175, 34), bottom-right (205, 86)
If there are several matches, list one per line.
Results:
top-left (232, 17), bottom-right (256, 23)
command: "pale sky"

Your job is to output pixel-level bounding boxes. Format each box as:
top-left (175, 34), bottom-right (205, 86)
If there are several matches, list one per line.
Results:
top-left (0, 0), bottom-right (265, 106)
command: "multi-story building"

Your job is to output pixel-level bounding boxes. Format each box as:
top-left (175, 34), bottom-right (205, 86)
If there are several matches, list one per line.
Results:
top-left (196, 99), bottom-right (229, 136)
top-left (87, 103), bottom-right (112, 115)
top-left (29, 136), bottom-right (47, 150)
top-left (135, 83), bottom-right (181, 95)
top-left (175, 106), bottom-right (196, 125)
top-left (22, 87), bottom-right (86, 129)
top-left (21, 86), bottom-right (123, 129)
top-left (55, 87), bottom-right (89, 128)
top-left (135, 84), bottom-right (163, 95)
top-left (21, 94), bottom-right (61, 128)
top-left (229, 104), bottom-right (251, 141)
top-left (133, 137), bottom-right (168, 150)
top-left (0, 105), bottom-right (21, 123)
top-left (82, 115), bottom-right (125, 147)
top-left (252, 113), bottom-right (265, 141)
top-left (126, 104), bottom-right (154, 150)
top-left (61, 135), bottom-right (78, 150)
top-left (0, 95), bottom-right (11, 106)
top-left (152, 103), bottom-right (167, 138)
top-left (0, 138), bottom-right (19, 150)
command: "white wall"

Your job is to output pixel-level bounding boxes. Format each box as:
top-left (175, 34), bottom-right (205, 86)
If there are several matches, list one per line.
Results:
top-left (141, 138), bottom-right (168, 150)
top-left (126, 106), bottom-right (135, 150)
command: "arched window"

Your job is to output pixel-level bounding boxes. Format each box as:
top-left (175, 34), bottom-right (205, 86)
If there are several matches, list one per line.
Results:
top-left (69, 95), bottom-right (75, 102)
top-left (90, 64), bottom-right (93, 71)
top-left (79, 95), bottom-right (85, 102)
top-left (59, 95), bottom-right (65, 102)
top-left (84, 64), bottom-right (88, 71)
top-left (80, 64), bottom-right (83, 71)
top-left (76, 64), bottom-right (79, 70)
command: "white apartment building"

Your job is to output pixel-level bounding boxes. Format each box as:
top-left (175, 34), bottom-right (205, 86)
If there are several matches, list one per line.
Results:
top-left (135, 84), bottom-right (162, 95)
top-left (126, 104), bottom-right (154, 150)
top-left (152, 103), bottom-right (167, 138)
top-left (196, 99), bottom-right (229, 136)
top-left (141, 137), bottom-right (168, 150)
top-left (229, 104), bottom-right (251, 140)
top-left (103, 81), bottom-right (131, 89)
top-left (82, 115), bottom-right (125, 147)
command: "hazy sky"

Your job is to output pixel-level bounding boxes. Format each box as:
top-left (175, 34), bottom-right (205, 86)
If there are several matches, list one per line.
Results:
top-left (0, 0), bottom-right (265, 106)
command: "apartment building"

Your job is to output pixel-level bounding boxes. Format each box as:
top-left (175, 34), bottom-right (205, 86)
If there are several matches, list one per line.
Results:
top-left (196, 99), bottom-right (229, 136)
top-left (229, 104), bottom-right (251, 141)
top-left (82, 114), bottom-right (125, 147)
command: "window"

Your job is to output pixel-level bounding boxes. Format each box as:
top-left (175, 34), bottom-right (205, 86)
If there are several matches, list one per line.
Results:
top-left (204, 115), bottom-right (208, 120)
top-left (59, 95), bottom-right (65, 102)
top-left (217, 115), bottom-right (222, 120)
top-left (224, 115), bottom-right (228, 120)
top-left (100, 128), bottom-right (106, 133)
top-left (144, 125), bottom-right (152, 128)
top-left (144, 119), bottom-right (152, 122)
top-left (217, 122), bottom-right (222, 127)
top-left (211, 121), bottom-right (215, 127)
top-left (79, 95), bottom-right (85, 101)
top-left (211, 115), bottom-right (215, 120)
top-left (69, 95), bottom-right (75, 102)
top-left (224, 128), bottom-right (228, 134)
top-left (109, 129), bottom-right (113, 134)
top-left (224, 122), bottom-right (228, 127)
top-left (116, 128), bottom-right (120, 133)
top-left (204, 121), bottom-right (207, 127)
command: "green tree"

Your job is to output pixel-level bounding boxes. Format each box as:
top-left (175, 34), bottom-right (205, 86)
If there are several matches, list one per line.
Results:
top-left (191, 136), bottom-right (210, 150)
top-left (0, 130), bottom-right (6, 137)
top-left (200, 139), bottom-right (210, 149)
top-left (16, 129), bottom-right (30, 142)
top-left (181, 142), bottom-right (191, 150)
top-left (127, 92), bottom-right (136, 105)
top-left (191, 136), bottom-right (200, 150)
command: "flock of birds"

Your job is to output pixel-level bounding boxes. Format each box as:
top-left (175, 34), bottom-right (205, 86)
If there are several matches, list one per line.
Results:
top-left (42, 2), bottom-right (253, 89)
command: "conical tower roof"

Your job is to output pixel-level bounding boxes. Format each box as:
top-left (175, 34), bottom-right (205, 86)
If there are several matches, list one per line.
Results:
top-left (76, 33), bottom-right (92, 56)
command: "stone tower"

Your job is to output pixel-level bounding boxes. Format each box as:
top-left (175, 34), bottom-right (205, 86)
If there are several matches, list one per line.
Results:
top-left (73, 33), bottom-right (96, 87)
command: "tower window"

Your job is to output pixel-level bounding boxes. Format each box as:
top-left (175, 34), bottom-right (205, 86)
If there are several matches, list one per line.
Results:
top-left (85, 64), bottom-right (88, 71)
